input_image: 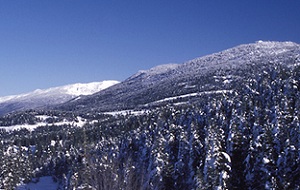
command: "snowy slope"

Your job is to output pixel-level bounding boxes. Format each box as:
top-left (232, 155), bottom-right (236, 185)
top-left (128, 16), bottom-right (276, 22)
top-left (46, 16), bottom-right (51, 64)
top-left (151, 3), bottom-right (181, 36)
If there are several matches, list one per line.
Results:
top-left (0, 80), bottom-right (119, 115)
top-left (0, 115), bottom-right (89, 131)
top-left (58, 41), bottom-right (300, 113)
top-left (17, 176), bottom-right (60, 190)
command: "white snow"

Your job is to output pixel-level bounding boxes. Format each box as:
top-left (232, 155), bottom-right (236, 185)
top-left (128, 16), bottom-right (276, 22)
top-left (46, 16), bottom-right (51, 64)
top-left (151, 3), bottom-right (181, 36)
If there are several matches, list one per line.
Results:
top-left (0, 123), bottom-right (41, 132)
top-left (103, 109), bottom-right (149, 116)
top-left (221, 152), bottom-right (231, 163)
top-left (0, 116), bottom-right (88, 131)
top-left (263, 157), bottom-right (270, 164)
top-left (223, 79), bottom-right (231, 84)
top-left (50, 140), bottom-right (56, 146)
top-left (138, 63), bottom-right (179, 76)
top-left (35, 115), bottom-right (53, 121)
top-left (128, 63), bottom-right (179, 80)
top-left (64, 80), bottom-right (119, 96)
top-left (0, 80), bottom-right (119, 104)
top-left (149, 90), bottom-right (233, 105)
top-left (17, 176), bottom-right (59, 190)
top-left (255, 40), bottom-right (296, 48)
top-left (0, 95), bottom-right (17, 103)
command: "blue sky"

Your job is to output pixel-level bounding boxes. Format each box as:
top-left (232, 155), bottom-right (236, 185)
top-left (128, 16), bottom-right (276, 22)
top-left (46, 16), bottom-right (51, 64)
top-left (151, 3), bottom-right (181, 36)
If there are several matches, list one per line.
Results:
top-left (1, 0), bottom-right (300, 96)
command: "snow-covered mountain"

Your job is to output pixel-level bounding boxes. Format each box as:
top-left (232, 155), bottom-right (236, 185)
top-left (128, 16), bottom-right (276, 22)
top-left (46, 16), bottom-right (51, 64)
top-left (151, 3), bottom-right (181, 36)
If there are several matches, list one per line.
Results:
top-left (58, 41), bottom-right (300, 113)
top-left (2, 41), bottom-right (300, 116)
top-left (0, 80), bottom-right (119, 115)
top-left (2, 41), bottom-right (300, 190)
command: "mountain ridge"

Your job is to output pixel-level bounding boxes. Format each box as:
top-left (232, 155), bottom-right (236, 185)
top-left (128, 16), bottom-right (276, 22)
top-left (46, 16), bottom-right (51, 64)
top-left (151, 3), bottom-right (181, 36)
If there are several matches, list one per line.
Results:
top-left (1, 41), bottom-right (299, 116)
top-left (57, 41), bottom-right (300, 113)
top-left (0, 80), bottom-right (119, 115)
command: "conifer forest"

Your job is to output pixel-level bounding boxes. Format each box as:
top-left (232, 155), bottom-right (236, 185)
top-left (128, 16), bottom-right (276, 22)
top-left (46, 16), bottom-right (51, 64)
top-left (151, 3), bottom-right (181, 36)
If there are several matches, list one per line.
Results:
top-left (1, 63), bottom-right (300, 189)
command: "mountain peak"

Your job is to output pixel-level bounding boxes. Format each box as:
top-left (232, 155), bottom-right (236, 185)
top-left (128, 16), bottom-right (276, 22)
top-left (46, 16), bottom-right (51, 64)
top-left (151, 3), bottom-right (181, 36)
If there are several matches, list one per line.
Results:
top-left (255, 40), bottom-right (297, 45)
top-left (252, 40), bottom-right (298, 49)
top-left (0, 80), bottom-right (119, 115)
top-left (62, 80), bottom-right (119, 96)
top-left (58, 41), bottom-right (300, 113)
top-left (126, 63), bottom-right (179, 82)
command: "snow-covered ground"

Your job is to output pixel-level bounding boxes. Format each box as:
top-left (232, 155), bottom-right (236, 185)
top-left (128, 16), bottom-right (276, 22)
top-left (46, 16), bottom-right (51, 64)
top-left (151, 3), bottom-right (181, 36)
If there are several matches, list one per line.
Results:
top-left (17, 176), bottom-right (59, 190)
top-left (147, 90), bottom-right (234, 105)
top-left (0, 116), bottom-right (88, 131)
top-left (103, 109), bottom-right (150, 116)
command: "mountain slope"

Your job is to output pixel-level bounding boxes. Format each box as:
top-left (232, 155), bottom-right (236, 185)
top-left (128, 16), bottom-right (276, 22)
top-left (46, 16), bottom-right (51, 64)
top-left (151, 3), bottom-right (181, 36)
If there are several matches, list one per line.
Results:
top-left (58, 41), bottom-right (300, 113)
top-left (2, 41), bottom-right (300, 189)
top-left (0, 80), bottom-right (119, 115)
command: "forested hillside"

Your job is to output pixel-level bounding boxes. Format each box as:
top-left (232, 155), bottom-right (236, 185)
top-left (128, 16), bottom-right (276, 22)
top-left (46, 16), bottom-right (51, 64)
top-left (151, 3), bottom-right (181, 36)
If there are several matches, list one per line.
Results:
top-left (1, 62), bottom-right (300, 189)
top-left (58, 41), bottom-right (300, 114)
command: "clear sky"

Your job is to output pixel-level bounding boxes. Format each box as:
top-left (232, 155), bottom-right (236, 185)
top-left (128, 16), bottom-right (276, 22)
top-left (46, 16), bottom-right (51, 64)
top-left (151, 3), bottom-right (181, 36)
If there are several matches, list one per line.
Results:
top-left (1, 0), bottom-right (300, 96)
